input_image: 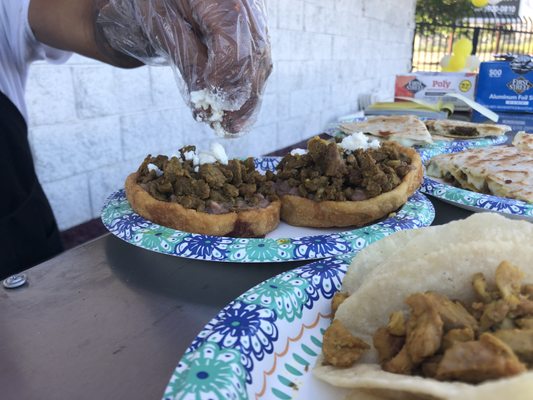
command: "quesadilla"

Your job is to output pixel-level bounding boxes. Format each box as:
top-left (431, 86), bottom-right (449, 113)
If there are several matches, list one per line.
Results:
top-left (513, 131), bottom-right (533, 151)
top-left (314, 213), bottom-right (533, 400)
top-left (340, 115), bottom-right (433, 147)
top-left (425, 119), bottom-right (511, 139)
top-left (427, 145), bottom-right (533, 203)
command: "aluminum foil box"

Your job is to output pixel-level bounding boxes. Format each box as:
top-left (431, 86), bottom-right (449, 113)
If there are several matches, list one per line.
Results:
top-left (395, 72), bottom-right (477, 111)
top-left (472, 110), bottom-right (533, 133)
top-left (476, 60), bottom-right (533, 113)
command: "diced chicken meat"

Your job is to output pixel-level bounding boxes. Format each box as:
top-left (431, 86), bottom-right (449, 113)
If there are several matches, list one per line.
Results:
top-left (373, 327), bottom-right (405, 363)
top-left (387, 311), bottom-right (406, 336)
top-left (435, 333), bottom-right (526, 383)
top-left (480, 299), bottom-right (511, 331)
top-left (472, 272), bottom-right (496, 303)
top-left (331, 292), bottom-right (349, 317)
top-left (493, 329), bottom-right (533, 363)
top-left (322, 319), bottom-right (370, 368)
top-left (405, 293), bottom-right (444, 364)
top-left (442, 327), bottom-right (475, 351)
top-left (424, 292), bottom-right (479, 332)
top-left (495, 261), bottom-right (524, 306)
top-left (383, 346), bottom-right (414, 375)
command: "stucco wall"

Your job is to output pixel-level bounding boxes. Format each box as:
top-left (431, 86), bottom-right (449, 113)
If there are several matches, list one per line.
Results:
top-left (26, 0), bottom-right (416, 230)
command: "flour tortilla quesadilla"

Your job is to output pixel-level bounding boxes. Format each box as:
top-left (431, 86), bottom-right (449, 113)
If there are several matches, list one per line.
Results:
top-left (340, 115), bottom-right (433, 147)
top-left (425, 120), bottom-right (511, 139)
top-left (427, 146), bottom-right (533, 203)
top-left (313, 213), bottom-right (533, 400)
top-left (513, 131), bottom-right (533, 151)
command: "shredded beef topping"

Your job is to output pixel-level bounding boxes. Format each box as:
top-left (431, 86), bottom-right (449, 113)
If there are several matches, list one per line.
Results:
top-left (136, 146), bottom-right (278, 214)
top-left (275, 136), bottom-right (413, 201)
top-left (322, 261), bottom-right (533, 384)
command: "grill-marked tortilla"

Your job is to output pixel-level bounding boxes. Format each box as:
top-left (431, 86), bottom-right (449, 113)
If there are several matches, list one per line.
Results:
top-left (427, 146), bottom-right (533, 203)
top-left (313, 213), bottom-right (533, 400)
top-left (340, 115), bottom-right (433, 147)
top-left (425, 120), bottom-right (511, 138)
top-left (513, 131), bottom-right (533, 151)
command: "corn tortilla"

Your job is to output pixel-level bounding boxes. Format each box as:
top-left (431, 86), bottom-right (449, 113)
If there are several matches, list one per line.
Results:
top-left (314, 213), bottom-right (533, 399)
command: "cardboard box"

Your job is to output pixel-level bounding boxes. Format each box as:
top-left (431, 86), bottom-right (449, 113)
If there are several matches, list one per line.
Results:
top-left (475, 61), bottom-right (533, 113)
top-left (472, 110), bottom-right (533, 133)
top-left (395, 72), bottom-right (477, 111)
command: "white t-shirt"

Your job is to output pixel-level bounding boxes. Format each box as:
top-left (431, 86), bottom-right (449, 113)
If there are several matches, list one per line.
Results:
top-left (0, 0), bottom-right (71, 121)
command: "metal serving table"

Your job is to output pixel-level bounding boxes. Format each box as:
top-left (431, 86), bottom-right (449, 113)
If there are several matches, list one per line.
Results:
top-left (0, 135), bottom-right (483, 400)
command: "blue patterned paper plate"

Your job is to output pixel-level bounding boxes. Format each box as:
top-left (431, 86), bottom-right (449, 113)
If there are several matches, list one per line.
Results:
top-left (421, 176), bottom-right (533, 221)
top-left (163, 256), bottom-right (352, 400)
top-left (101, 158), bottom-right (435, 263)
top-left (415, 134), bottom-right (508, 164)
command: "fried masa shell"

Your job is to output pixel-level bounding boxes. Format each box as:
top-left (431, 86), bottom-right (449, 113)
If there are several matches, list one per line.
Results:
top-left (125, 173), bottom-right (281, 237)
top-left (279, 145), bottom-right (423, 228)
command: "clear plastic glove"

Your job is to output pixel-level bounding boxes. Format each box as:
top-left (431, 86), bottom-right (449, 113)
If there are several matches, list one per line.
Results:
top-left (95, 0), bottom-right (272, 137)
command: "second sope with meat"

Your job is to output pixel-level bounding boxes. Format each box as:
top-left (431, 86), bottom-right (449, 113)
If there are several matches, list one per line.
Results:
top-left (274, 134), bottom-right (423, 228)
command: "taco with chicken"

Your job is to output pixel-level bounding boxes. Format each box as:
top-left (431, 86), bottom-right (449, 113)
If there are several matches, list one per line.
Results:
top-left (314, 213), bottom-right (533, 400)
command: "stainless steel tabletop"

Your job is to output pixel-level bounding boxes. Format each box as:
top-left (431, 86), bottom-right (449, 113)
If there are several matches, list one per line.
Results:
top-left (0, 195), bottom-right (472, 400)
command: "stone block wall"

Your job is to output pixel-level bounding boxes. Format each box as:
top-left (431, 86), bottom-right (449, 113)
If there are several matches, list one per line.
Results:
top-left (26, 0), bottom-right (416, 230)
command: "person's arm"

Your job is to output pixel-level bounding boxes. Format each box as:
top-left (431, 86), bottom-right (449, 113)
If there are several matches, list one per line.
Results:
top-left (29, 0), bottom-right (272, 135)
top-left (28, 0), bottom-right (142, 68)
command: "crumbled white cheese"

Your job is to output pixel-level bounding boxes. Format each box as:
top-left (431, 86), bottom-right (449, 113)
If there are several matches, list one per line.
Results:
top-left (179, 149), bottom-right (200, 165)
top-left (197, 152), bottom-right (217, 165)
top-left (370, 138), bottom-right (380, 149)
top-left (190, 90), bottom-right (213, 111)
top-left (290, 148), bottom-right (307, 156)
top-left (339, 132), bottom-right (380, 151)
top-left (190, 89), bottom-right (232, 137)
top-left (182, 142), bottom-right (229, 169)
top-left (198, 151), bottom-right (217, 165)
top-left (212, 122), bottom-right (229, 138)
top-left (147, 163), bottom-right (163, 177)
top-left (210, 143), bottom-right (229, 165)
top-left (210, 108), bottom-right (224, 123)
top-left (183, 150), bottom-right (196, 161)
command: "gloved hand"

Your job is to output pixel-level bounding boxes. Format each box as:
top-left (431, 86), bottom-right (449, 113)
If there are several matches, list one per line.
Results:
top-left (95, 0), bottom-right (272, 137)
